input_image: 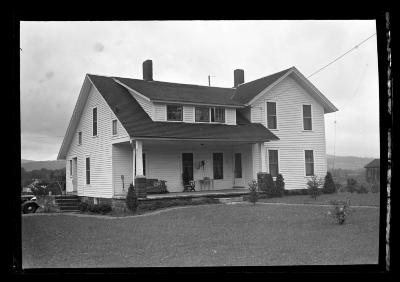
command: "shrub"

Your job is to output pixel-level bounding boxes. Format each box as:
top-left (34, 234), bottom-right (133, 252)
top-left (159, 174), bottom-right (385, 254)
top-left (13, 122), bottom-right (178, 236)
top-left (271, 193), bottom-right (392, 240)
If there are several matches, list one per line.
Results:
top-left (371, 182), bottom-right (380, 193)
top-left (79, 201), bottom-right (89, 212)
top-left (307, 175), bottom-right (323, 199)
top-left (275, 174), bottom-right (285, 197)
top-left (258, 173), bottom-right (281, 198)
top-left (336, 183), bottom-right (345, 192)
top-left (357, 183), bottom-right (370, 194)
top-left (88, 203), bottom-right (101, 213)
top-left (327, 199), bottom-right (353, 225)
top-left (322, 172), bottom-right (336, 194)
top-left (248, 180), bottom-right (258, 205)
top-left (126, 183), bottom-right (138, 212)
top-left (99, 203), bottom-right (112, 214)
top-left (346, 178), bottom-right (358, 193)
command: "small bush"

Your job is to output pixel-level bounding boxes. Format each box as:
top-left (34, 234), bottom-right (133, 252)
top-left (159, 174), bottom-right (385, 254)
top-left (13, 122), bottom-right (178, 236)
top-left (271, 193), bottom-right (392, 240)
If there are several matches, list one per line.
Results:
top-left (327, 199), bottom-right (353, 225)
top-left (88, 203), bottom-right (101, 213)
top-left (248, 180), bottom-right (258, 205)
top-left (79, 201), bottom-right (89, 212)
top-left (99, 203), bottom-right (112, 214)
top-left (371, 182), bottom-right (380, 193)
top-left (275, 174), bottom-right (285, 197)
top-left (322, 172), bottom-right (336, 194)
top-left (336, 183), bottom-right (345, 192)
top-left (126, 183), bottom-right (138, 212)
top-left (346, 178), bottom-right (358, 193)
top-left (357, 183), bottom-right (370, 194)
top-left (307, 175), bottom-right (323, 199)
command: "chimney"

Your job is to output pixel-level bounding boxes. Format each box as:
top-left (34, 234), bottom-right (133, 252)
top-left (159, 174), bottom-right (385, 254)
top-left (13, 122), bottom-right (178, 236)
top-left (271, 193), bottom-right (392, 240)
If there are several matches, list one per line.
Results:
top-left (143, 60), bottom-right (153, 81)
top-left (234, 69), bottom-right (244, 87)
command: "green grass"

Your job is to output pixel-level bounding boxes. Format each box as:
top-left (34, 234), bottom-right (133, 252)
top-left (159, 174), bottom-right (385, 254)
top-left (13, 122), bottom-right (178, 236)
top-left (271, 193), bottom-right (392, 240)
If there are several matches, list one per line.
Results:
top-left (257, 191), bottom-right (380, 207)
top-left (22, 203), bottom-right (379, 268)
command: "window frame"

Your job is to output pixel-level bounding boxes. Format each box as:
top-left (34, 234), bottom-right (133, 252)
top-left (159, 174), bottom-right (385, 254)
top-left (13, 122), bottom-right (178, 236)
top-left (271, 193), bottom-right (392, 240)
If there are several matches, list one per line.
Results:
top-left (92, 107), bottom-right (98, 136)
top-left (304, 150), bottom-right (314, 176)
top-left (195, 106), bottom-right (210, 122)
top-left (112, 119), bottom-right (118, 135)
top-left (212, 152), bottom-right (224, 180)
top-left (85, 157), bottom-right (91, 185)
top-left (166, 105), bottom-right (183, 121)
top-left (268, 149), bottom-right (279, 177)
top-left (266, 101), bottom-right (277, 130)
top-left (302, 104), bottom-right (312, 131)
top-left (210, 107), bottom-right (225, 123)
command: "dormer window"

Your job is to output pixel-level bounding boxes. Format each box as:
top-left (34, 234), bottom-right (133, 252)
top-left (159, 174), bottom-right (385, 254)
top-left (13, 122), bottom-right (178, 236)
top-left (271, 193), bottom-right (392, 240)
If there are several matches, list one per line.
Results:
top-left (211, 107), bottom-right (225, 123)
top-left (195, 107), bottom-right (210, 122)
top-left (167, 105), bottom-right (183, 121)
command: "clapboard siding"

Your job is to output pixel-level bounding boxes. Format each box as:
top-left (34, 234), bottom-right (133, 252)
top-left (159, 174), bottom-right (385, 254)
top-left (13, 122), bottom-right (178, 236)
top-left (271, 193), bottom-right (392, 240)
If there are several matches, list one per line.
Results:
top-left (128, 89), bottom-right (153, 119)
top-left (251, 75), bottom-right (327, 190)
top-left (153, 103), bottom-right (166, 121)
top-left (65, 84), bottom-right (119, 198)
top-left (183, 106), bottom-right (195, 122)
top-left (225, 108), bottom-right (236, 125)
top-left (112, 143), bottom-right (133, 196)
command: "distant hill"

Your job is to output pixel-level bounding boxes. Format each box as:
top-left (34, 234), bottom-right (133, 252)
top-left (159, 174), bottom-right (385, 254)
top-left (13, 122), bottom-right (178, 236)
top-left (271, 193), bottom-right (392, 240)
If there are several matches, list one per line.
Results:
top-left (327, 155), bottom-right (376, 171)
top-left (21, 160), bottom-right (66, 171)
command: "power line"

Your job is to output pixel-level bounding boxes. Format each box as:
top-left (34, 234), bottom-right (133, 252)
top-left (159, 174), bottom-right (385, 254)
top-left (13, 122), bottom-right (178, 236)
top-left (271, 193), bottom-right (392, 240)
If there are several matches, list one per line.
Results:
top-left (307, 33), bottom-right (376, 79)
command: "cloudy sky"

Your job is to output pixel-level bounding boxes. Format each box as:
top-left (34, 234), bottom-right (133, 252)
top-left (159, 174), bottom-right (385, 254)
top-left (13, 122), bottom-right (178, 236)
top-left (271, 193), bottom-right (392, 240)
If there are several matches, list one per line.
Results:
top-left (20, 20), bottom-right (380, 161)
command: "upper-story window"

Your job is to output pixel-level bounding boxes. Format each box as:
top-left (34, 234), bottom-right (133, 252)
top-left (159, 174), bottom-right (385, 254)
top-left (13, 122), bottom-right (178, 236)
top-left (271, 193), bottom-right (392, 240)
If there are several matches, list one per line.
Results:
top-left (303, 105), bottom-right (312, 130)
top-left (112, 120), bottom-right (118, 135)
top-left (211, 107), bottom-right (225, 123)
top-left (78, 131), bottom-right (82, 145)
top-left (266, 102), bottom-right (277, 129)
top-left (92, 107), bottom-right (98, 136)
top-left (195, 107), bottom-right (210, 122)
top-left (167, 105), bottom-right (183, 121)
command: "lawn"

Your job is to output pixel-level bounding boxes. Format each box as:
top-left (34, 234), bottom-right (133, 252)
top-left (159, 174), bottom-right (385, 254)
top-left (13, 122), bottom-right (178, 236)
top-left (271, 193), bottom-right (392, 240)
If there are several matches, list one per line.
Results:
top-left (22, 202), bottom-right (379, 268)
top-left (259, 192), bottom-right (380, 207)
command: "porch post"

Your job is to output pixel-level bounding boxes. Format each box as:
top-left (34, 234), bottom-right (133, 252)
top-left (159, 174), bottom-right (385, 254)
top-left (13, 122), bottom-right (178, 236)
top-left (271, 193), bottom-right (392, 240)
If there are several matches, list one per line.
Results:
top-left (260, 142), bottom-right (267, 172)
top-left (135, 140), bottom-right (144, 176)
top-left (131, 141), bottom-right (136, 178)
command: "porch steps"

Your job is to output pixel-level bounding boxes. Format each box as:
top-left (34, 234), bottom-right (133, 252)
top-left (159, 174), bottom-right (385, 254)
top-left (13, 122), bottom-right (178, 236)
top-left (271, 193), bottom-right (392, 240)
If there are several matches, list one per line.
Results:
top-left (55, 195), bottom-right (81, 212)
top-left (218, 197), bottom-right (244, 204)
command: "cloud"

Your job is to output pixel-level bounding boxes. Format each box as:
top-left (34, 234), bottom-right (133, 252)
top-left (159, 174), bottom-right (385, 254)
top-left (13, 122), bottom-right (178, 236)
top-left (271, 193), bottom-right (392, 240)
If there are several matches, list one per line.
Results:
top-left (45, 71), bottom-right (54, 79)
top-left (93, 42), bottom-right (105, 52)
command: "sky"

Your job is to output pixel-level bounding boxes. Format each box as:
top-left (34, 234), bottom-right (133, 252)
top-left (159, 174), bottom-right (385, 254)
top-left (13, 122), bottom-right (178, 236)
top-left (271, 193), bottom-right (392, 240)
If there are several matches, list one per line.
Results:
top-left (20, 20), bottom-right (380, 161)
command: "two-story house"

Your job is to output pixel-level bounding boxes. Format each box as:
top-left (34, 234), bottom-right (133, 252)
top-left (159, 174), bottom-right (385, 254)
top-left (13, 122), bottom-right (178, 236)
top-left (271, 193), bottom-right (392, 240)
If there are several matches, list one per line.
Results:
top-left (57, 60), bottom-right (337, 201)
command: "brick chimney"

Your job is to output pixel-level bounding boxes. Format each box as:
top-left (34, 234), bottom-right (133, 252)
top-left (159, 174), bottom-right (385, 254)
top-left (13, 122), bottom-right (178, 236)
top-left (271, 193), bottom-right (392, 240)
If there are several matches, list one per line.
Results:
top-left (234, 69), bottom-right (244, 87)
top-left (143, 60), bottom-right (153, 81)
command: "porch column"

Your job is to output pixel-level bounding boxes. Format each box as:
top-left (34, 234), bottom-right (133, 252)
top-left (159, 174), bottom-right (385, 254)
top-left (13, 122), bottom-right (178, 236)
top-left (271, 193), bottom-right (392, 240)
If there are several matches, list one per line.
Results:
top-left (259, 142), bottom-right (267, 172)
top-left (131, 142), bottom-right (136, 178)
top-left (135, 140), bottom-right (144, 177)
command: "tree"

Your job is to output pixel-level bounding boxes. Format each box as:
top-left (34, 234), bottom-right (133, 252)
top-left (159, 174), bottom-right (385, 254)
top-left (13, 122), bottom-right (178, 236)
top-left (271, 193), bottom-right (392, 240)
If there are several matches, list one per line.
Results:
top-left (322, 172), bottom-right (336, 194)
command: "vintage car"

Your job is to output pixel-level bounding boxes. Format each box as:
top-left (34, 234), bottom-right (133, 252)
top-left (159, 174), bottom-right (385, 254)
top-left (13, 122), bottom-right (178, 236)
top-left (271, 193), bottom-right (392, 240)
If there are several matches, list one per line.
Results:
top-left (21, 194), bottom-right (40, 214)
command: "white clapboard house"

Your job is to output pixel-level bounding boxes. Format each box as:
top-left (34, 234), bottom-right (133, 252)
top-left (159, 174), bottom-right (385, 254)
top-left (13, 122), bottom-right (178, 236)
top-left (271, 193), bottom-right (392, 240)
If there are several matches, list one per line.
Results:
top-left (57, 60), bottom-right (337, 200)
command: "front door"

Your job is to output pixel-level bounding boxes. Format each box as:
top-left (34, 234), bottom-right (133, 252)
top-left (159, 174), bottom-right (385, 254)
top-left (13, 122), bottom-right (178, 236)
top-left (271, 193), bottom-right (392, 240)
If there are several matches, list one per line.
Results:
top-left (72, 157), bottom-right (78, 193)
top-left (234, 153), bottom-right (244, 187)
top-left (182, 153), bottom-right (194, 185)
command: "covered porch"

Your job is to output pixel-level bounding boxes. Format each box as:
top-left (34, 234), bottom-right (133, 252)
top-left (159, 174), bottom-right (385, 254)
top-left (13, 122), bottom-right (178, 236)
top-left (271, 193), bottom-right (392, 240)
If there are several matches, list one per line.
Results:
top-left (112, 138), bottom-right (268, 197)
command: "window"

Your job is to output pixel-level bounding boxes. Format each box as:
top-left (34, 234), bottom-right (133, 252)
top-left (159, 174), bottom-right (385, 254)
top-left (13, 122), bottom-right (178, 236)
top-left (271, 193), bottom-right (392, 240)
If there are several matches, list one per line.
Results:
top-left (303, 105), bottom-right (312, 130)
top-left (86, 157), bottom-right (90, 184)
top-left (92, 108), bottom-right (97, 136)
top-left (195, 107), bottom-right (210, 122)
top-left (269, 150), bottom-right (279, 177)
top-left (267, 102), bottom-right (277, 129)
top-left (69, 160), bottom-right (73, 177)
top-left (112, 120), bottom-right (117, 135)
top-left (211, 107), bottom-right (225, 123)
top-left (305, 150), bottom-right (314, 176)
top-left (167, 105), bottom-right (183, 121)
top-left (78, 132), bottom-right (82, 145)
top-left (213, 153), bottom-right (223, 179)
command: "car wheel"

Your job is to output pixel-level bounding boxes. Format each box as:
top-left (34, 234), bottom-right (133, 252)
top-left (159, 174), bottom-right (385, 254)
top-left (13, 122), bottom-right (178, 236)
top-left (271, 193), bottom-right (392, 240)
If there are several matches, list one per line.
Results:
top-left (23, 203), bottom-right (37, 214)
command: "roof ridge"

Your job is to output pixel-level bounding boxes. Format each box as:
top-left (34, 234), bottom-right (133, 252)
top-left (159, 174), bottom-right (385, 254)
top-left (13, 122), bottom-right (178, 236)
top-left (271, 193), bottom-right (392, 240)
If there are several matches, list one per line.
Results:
top-left (236, 67), bottom-right (294, 88)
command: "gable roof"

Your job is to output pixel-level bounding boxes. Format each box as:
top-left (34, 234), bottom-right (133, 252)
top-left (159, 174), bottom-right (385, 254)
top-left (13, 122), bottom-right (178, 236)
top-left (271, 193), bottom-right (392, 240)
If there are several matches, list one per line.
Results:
top-left (364, 159), bottom-right (380, 168)
top-left (115, 77), bottom-right (242, 107)
top-left (232, 68), bottom-right (292, 104)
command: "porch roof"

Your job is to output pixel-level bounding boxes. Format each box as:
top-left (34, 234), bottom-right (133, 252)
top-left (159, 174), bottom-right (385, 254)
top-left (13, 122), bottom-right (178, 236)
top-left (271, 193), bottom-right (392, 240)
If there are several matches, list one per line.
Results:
top-left (88, 74), bottom-right (279, 142)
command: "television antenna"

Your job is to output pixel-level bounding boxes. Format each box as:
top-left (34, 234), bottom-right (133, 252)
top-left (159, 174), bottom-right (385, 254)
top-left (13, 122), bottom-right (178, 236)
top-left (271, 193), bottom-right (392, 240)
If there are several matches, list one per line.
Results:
top-left (208, 75), bottom-right (215, 86)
